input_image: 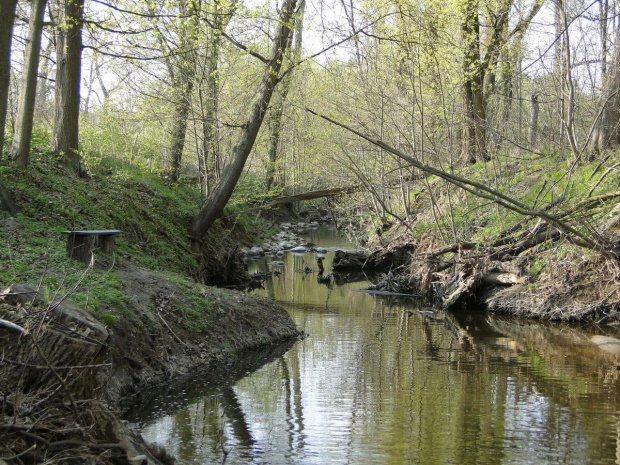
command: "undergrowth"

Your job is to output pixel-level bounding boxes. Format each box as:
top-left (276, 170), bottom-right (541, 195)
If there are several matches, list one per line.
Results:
top-left (0, 143), bottom-right (276, 330)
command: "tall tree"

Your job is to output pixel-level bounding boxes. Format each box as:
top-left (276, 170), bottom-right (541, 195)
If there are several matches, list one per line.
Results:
top-left (189, 0), bottom-right (299, 241)
top-left (51, 0), bottom-right (85, 172)
top-left (590, 29), bottom-right (620, 153)
top-left (11, 0), bottom-right (48, 167)
top-left (461, 0), bottom-right (489, 163)
top-left (461, 0), bottom-right (544, 163)
top-left (156, 0), bottom-right (200, 184)
top-left (0, 0), bottom-right (18, 158)
top-left (198, 0), bottom-right (237, 194)
top-left (265, 0), bottom-right (305, 192)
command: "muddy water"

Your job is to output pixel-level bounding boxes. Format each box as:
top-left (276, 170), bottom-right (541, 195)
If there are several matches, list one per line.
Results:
top-left (128, 227), bottom-right (620, 464)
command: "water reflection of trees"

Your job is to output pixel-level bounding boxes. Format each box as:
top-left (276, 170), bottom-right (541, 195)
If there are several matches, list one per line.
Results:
top-left (134, 297), bottom-right (620, 464)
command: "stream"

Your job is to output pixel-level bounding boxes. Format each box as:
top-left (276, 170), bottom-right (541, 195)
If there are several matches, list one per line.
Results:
top-left (127, 226), bottom-right (620, 464)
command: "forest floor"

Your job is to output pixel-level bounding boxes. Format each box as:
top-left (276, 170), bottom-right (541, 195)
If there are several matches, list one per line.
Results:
top-left (0, 155), bottom-right (302, 463)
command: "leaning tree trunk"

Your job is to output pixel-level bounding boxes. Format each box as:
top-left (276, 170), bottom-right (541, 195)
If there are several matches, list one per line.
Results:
top-left (0, 0), bottom-right (18, 159)
top-left (52, 0), bottom-right (84, 173)
top-left (10, 0), bottom-right (47, 167)
top-left (591, 29), bottom-right (620, 154)
top-left (189, 0), bottom-right (299, 241)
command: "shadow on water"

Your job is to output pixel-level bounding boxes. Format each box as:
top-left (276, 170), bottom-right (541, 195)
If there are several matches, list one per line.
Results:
top-left (125, 338), bottom-right (296, 425)
top-left (129, 227), bottom-right (620, 465)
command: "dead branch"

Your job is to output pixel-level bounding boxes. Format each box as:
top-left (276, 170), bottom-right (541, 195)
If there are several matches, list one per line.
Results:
top-left (0, 318), bottom-right (27, 334)
top-left (418, 242), bottom-right (477, 259)
top-left (157, 311), bottom-right (188, 347)
top-left (588, 164), bottom-right (620, 197)
top-left (307, 108), bottom-right (614, 257)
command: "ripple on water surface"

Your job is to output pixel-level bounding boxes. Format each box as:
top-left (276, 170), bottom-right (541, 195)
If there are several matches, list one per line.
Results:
top-left (127, 227), bottom-right (620, 465)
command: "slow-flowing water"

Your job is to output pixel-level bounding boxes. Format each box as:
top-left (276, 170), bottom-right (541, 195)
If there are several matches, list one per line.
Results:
top-left (128, 226), bottom-right (620, 464)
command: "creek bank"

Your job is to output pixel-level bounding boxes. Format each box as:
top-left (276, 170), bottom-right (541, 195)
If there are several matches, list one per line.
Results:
top-left (330, 227), bottom-right (620, 323)
top-left (0, 265), bottom-right (302, 464)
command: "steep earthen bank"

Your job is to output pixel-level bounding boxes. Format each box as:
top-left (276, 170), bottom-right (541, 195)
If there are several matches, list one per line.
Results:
top-left (0, 266), bottom-right (302, 464)
top-left (333, 236), bottom-right (620, 323)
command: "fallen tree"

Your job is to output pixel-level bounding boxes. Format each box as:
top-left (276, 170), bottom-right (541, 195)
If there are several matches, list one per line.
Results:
top-left (309, 109), bottom-right (620, 317)
top-left (269, 185), bottom-right (358, 205)
top-left (307, 108), bottom-right (620, 259)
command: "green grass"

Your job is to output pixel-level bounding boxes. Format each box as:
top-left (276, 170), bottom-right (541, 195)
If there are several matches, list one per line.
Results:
top-left (0, 144), bottom-right (270, 329)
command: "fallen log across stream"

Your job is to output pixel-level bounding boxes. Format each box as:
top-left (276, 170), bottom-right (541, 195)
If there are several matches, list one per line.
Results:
top-left (269, 186), bottom-right (359, 205)
top-left (307, 108), bottom-right (620, 319)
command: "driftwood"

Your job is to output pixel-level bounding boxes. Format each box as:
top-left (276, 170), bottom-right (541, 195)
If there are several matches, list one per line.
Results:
top-left (332, 244), bottom-right (414, 273)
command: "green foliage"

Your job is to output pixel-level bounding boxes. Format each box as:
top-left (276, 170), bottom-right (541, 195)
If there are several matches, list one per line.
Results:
top-left (0, 154), bottom-right (195, 322)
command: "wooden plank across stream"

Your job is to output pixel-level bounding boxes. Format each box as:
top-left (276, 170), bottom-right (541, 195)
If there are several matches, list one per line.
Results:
top-left (63, 229), bottom-right (123, 263)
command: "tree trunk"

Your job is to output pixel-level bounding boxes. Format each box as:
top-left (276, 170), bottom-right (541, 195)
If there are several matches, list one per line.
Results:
top-left (200, 2), bottom-right (236, 193)
top-left (461, 0), bottom-right (488, 163)
top-left (266, 0), bottom-right (305, 192)
top-left (168, 81), bottom-right (193, 184)
top-left (36, 39), bottom-right (53, 115)
top-left (189, 0), bottom-right (298, 240)
top-left (529, 92), bottom-right (540, 147)
top-left (52, 0), bottom-right (84, 173)
top-left (0, 0), bottom-right (18, 159)
top-left (591, 29), bottom-right (620, 154)
top-left (161, 0), bottom-right (200, 185)
top-left (10, 0), bottom-right (47, 167)
top-left (0, 177), bottom-right (18, 215)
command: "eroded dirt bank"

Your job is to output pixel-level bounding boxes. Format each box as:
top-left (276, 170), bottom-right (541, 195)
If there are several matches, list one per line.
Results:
top-left (0, 265), bottom-right (302, 464)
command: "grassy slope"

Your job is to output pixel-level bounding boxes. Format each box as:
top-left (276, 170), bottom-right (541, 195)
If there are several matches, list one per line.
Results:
top-left (0, 150), bottom-right (275, 326)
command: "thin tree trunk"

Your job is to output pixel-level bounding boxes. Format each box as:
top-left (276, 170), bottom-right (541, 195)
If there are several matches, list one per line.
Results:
top-left (529, 92), bottom-right (539, 147)
top-left (591, 29), bottom-right (620, 153)
top-left (201, 0), bottom-right (237, 192)
top-left (462, 0), bottom-right (488, 163)
top-left (555, 0), bottom-right (565, 144)
top-left (561, 8), bottom-right (579, 160)
top-left (601, 0), bottom-right (609, 76)
top-left (0, 0), bottom-right (18, 159)
top-left (266, 0), bottom-right (305, 192)
top-left (163, 0), bottom-right (199, 184)
top-left (52, 0), bottom-right (85, 173)
top-left (189, 0), bottom-right (298, 240)
top-left (36, 39), bottom-right (53, 115)
top-left (168, 81), bottom-right (193, 183)
top-left (11, 0), bottom-right (47, 167)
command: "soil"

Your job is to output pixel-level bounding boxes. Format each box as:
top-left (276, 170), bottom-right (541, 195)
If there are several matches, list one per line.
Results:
top-left (0, 264), bottom-right (303, 464)
top-left (106, 264), bottom-right (303, 406)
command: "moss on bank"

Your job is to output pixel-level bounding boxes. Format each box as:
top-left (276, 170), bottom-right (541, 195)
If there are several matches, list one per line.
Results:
top-left (0, 150), bottom-right (279, 316)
